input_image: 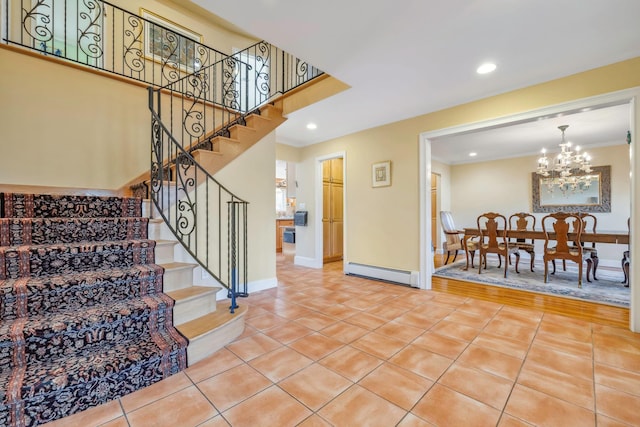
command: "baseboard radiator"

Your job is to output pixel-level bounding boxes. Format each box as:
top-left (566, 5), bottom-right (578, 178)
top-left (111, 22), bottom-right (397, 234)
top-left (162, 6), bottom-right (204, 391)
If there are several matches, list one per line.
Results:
top-left (345, 262), bottom-right (420, 288)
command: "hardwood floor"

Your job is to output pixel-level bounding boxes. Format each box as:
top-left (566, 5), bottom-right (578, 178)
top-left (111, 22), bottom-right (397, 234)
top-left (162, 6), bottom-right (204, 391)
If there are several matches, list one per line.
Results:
top-left (432, 254), bottom-right (629, 329)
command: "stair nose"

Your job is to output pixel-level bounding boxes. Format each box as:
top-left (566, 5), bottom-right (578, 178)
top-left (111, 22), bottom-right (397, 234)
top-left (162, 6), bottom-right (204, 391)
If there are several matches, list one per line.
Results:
top-left (177, 302), bottom-right (246, 365)
top-left (167, 285), bottom-right (222, 325)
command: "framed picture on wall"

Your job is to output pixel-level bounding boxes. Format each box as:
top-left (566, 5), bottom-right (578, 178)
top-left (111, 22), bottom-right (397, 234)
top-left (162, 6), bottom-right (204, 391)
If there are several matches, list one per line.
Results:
top-left (372, 161), bottom-right (391, 187)
top-left (141, 9), bottom-right (202, 71)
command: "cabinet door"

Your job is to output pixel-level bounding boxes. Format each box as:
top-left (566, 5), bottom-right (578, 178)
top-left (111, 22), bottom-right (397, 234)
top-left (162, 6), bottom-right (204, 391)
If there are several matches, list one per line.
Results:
top-left (330, 183), bottom-right (343, 221)
top-left (322, 160), bottom-right (332, 183)
top-left (323, 221), bottom-right (331, 258)
top-left (330, 158), bottom-right (343, 184)
top-left (322, 158), bottom-right (344, 263)
top-left (331, 220), bottom-right (343, 258)
top-left (276, 220), bottom-right (283, 252)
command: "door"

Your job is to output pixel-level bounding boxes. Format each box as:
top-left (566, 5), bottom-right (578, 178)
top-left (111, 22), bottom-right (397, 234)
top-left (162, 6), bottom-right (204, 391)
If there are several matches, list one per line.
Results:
top-left (431, 173), bottom-right (440, 252)
top-left (322, 158), bottom-right (344, 263)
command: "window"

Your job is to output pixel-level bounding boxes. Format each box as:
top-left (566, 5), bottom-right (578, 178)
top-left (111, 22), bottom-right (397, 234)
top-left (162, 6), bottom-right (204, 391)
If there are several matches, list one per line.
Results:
top-left (30, 0), bottom-right (103, 67)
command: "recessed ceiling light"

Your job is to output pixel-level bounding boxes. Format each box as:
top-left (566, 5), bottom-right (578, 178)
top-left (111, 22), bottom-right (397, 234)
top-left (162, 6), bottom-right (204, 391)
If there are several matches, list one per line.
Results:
top-left (476, 63), bottom-right (496, 74)
top-left (469, 152), bottom-right (477, 157)
top-left (306, 123), bottom-right (317, 130)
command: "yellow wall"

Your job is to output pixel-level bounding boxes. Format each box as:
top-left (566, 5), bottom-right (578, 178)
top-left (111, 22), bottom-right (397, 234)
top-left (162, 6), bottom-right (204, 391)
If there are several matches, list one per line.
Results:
top-left (292, 58), bottom-right (640, 273)
top-left (0, 0), bottom-right (258, 191)
top-left (0, 48), bottom-right (149, 190)
top-left (215, 132), bottom-right (277, 285)
top-left (276, 143), bottom-right (302, 163)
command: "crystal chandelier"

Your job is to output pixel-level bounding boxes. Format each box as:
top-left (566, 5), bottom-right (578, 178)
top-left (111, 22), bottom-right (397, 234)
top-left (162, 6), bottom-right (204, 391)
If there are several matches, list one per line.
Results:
top-left (536, 125), bottom-right (595, 196)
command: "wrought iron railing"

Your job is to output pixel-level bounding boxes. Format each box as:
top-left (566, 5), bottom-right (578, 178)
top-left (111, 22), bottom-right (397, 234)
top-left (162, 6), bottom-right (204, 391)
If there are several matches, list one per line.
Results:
top-left (148, 97), bottom-right (249, 310)
top-left (2, 0), bottom-right (229, 88)
top-left (3, 0), bottom-right (324, 309)
top-left (147, 41), bottom-right (322, 305)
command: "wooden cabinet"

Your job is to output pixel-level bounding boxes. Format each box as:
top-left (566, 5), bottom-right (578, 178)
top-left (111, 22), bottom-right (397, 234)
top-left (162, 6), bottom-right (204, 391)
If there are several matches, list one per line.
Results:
top-left (322, 158), bottom-right (343, 184)
top-left (276, 219), bottom-right (294, 252)
top-left (322, 158), bottom-right (343, 263)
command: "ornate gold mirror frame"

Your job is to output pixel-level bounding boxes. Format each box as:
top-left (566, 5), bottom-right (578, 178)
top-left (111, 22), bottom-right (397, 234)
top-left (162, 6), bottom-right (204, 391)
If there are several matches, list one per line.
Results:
top-left (531, 165), bottom-right (611, 213)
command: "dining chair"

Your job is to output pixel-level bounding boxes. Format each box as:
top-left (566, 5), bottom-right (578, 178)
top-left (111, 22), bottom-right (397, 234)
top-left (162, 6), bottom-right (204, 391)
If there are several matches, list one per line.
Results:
top-left (542, 212), bottom-right (584, 288)
top-left (440, 211), bottom-right (477, 266)
top-left (477, 212), bottom-right (520, 278)
top-left (560, 213), bottom-right (598, 282)
top-left (622, 217), bottom-right (630, 287)
top-left (508, 212), bottom-right (536, 272)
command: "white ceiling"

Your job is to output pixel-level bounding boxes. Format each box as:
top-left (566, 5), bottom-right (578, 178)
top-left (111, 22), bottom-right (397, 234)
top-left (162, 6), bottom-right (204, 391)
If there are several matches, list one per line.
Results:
top-left (189, 0), bottom-right (640, 163)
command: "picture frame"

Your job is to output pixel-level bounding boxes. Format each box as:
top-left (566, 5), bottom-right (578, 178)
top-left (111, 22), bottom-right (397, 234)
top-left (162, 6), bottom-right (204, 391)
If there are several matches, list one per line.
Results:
top-left (531, 165), bottom-right (611, 213)
top-left (372, 161), bottom-right (391, 187)
top-left (141, 9), bottom-right (202, 71)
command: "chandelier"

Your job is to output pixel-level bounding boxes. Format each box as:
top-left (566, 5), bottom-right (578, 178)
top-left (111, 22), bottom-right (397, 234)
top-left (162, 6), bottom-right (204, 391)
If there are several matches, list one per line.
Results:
top-left (536, 125), bottom-right (595, 196)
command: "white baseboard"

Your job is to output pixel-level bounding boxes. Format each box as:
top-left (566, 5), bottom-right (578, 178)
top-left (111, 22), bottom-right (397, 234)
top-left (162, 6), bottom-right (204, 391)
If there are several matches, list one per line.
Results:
top-left (215, 277), bottom-right (277, 300)
top-left (294, 256), bottom-right (323, 269)
top-left (345, 262), bottom-right (419, 287)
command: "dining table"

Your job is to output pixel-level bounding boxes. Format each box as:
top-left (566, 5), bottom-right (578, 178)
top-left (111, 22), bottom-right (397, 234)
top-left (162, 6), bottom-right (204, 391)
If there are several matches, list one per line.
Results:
top-left (461, 227), bottom-right (629, 271)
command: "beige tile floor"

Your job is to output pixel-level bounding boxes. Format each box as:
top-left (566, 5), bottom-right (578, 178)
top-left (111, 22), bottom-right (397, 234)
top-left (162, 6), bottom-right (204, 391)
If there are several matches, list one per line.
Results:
top-left (46, 255), bottom-right (640, 427)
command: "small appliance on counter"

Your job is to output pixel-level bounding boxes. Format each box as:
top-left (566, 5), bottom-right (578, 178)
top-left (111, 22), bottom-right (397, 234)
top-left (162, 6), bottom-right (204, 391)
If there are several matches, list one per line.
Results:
top-left (294, 210), bottom-right (308, 226)
top-left (283, 227), bottom-right (295, 243)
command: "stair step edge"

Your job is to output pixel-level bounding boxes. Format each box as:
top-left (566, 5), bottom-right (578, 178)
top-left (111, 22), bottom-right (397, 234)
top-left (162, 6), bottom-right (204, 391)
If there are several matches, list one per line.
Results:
top-left (177, 303), bottom-right (247, 340)
top-left (160, 261), bottom-right (197, 271)
top-left (167, 285), bottom-right (221, 303)
top-left (211, 135), bottom-right (241, 144)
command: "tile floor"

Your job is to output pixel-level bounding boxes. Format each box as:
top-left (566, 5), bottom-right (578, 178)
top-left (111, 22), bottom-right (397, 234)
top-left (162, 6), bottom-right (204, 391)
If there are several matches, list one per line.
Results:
top-left (46, 256), bottom-right (640, 427)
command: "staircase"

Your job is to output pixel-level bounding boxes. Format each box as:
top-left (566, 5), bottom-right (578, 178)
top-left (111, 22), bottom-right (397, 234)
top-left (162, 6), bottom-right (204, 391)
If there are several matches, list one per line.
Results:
top-left (0, 193), bottom-right (187, 426)
top-left (145, 207), bottom-right (247, 366)
top-left (188, 103), bottom-right (287, 173)
top-left (130, 101), bottom-right (287, 199)
top-left (131, 101), bottom-right (286, 366)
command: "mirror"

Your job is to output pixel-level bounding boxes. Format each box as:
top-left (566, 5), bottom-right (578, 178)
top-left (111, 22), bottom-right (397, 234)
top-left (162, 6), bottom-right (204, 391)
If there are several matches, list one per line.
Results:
top-left (531, 165), bottom-right (611, 213)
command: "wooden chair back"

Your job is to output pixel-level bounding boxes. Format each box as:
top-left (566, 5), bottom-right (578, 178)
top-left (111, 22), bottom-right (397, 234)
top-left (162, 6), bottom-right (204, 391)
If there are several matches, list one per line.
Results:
top-left (508, 212), bottom-right (536, 244)
top-left (542, 212), bottom-right (584, 286)
top-left (478, 212), bottom-right (508, 251)
top-left (572, 213), bottom-right (597, 249)
top-left (477, 212), bottom-right (519, 277)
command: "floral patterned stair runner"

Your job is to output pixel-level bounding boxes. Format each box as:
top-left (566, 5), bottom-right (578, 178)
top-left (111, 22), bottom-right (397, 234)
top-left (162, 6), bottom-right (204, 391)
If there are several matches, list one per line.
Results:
top-left (0, 193), bottom-right (187, 427)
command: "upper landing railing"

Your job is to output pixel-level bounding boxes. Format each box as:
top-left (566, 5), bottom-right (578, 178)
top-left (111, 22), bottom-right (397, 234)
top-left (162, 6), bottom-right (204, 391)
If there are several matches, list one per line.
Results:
top-left (2, 0), bottom-right (228, 88)
top-left (2, 0), bottom-right (322, 94)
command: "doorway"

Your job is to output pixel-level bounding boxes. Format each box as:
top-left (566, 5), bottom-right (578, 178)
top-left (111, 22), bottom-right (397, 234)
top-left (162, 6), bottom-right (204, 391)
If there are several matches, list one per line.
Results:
top-left (322, 157), bottom-right (344, 263)
top-left (419, 88), bottom-right (640, 331)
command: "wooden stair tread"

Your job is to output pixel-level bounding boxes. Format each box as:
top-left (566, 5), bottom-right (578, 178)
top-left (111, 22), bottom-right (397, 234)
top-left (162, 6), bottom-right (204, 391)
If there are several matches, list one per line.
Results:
top-left (177, 302), bottom-right (247, 339)
top-left (211, 135), bottom-right (241, 144)
top-left (230, 123), bottom-right (257, 132)
top-left (155, 239), bottom-right (176, 245)
top-left (192, 148), bottom-right (223, 157)
top-left (166, 285), bottom-right (220, 302)
top-left (160, 261), bottom-right (196, 270)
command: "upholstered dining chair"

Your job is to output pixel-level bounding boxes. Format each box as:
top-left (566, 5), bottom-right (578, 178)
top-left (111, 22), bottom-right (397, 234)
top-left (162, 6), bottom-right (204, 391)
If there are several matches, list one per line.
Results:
top-left (477, 212), bottom-right (520, 278)
top-left (508, 212), bottom-right (536, 272)
top-left (542, 212), bottom-right (584, 288)
top-left (440, 211), bottom-right (477, 267)
top-left (622, 217), bottom-right (630, 287)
